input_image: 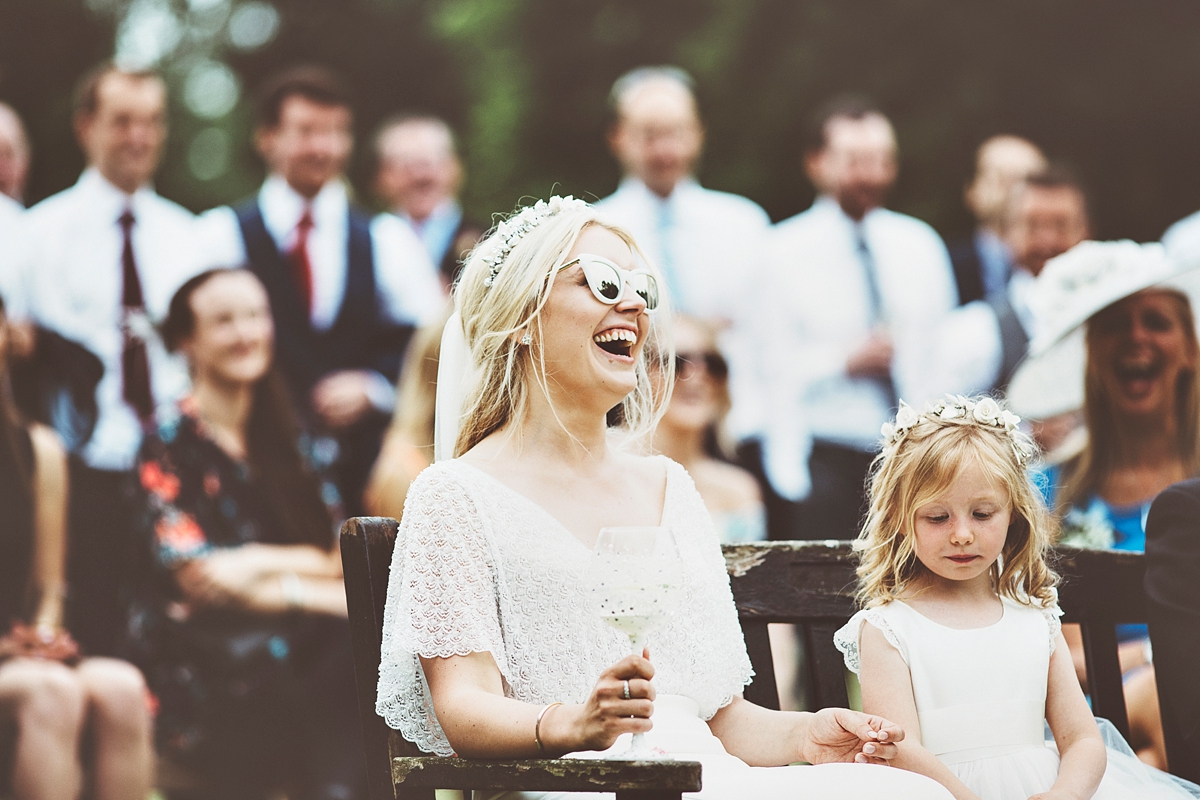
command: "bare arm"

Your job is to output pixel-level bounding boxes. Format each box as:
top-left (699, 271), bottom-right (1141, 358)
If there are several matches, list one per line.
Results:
top-left (175, 544), bottom-right (347, 617)
top-left (706, 694), bottom-right (902, 767)
top-left (1033, 633), bottom-right (1105, 800)
top-left (28, 425), bottom-right (68, 630)
top-left (420, 649), bottom-right (656, 759)
top-left (858, 621), bottom-right (983, 800)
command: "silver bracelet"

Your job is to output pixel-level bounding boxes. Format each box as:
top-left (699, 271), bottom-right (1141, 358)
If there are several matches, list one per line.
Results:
top-left (535, 702), bottom-right (563, 753)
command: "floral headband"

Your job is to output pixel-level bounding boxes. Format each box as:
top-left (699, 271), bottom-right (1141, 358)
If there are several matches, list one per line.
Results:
top-left (880, 396), bottom-right (1033, 466)
top-left (482, 195), bottom-right (592, 287)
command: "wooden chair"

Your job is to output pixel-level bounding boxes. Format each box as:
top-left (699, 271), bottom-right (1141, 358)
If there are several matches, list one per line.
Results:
top-left (340, 517), bottom-right (702, 800)
top-left (725, 541), bottom-right (1149, 743)
top-left (342, 519), bottom-right (1161, 798)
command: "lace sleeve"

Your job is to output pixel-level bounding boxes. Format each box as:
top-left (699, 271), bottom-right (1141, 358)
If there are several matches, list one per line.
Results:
top-left (1042, 598), bottom-right (1064, 654)
top-left (833, 608), bottom-right (906, 674)
top-left (376, 463), bottom-right (500, 756)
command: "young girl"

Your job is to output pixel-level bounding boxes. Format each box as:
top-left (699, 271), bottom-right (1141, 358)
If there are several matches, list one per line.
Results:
top-left (834, 395), bottom-right (1200, 800)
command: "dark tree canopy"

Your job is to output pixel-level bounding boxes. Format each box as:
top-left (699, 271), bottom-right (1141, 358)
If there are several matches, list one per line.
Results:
top-left (3, 0), bottom-right (1199, 242)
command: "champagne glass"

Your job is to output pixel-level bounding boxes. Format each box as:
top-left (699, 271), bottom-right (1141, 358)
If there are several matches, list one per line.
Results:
top-left (589, 526), bottom-right (685, 759)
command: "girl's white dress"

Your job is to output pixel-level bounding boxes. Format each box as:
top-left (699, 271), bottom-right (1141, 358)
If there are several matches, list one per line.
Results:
top-left (377, 457), bottom-right (952, 800)
top-left (834, 598), bottom-right (1200, 799)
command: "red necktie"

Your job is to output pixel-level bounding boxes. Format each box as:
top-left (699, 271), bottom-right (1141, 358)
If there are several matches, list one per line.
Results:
top-left (289, 208), bottom-right (315, 316)
top-left (118, 209), bottom-right (155, 424)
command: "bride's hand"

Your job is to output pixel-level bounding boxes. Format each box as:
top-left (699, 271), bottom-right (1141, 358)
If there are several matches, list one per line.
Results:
top-left (799, 708), bottom-right (904, 765)
top-left (544, 649), bottom-right (656, 754)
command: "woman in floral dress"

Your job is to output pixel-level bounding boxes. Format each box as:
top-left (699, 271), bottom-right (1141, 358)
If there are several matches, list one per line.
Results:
top-left (129, 268), bottom-right (364, 800)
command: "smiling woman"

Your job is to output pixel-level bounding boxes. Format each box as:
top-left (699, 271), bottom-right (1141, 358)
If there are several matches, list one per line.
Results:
top-left (1023, 241), bottom-right (1200, 770)
top-left (376, 197), bottom-right (955, 799)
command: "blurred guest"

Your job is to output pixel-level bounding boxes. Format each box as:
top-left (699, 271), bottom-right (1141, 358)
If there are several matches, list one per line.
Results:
top-left (130, 268), bottom-right (364, 800)
top-left (363, 312), bottom-right (447, 521)
top-left (649, 315), bottom-right (764, 544)
top-left (25, 63), bottom-right (202, 655)
top-left (195, 65), bottom-right (444, 516)
top-left (596, 66), bottom-right (769, 441)
top-left (948, 135), bottom-right (1046, 304)
top-left (757, 98), bottom-right (955, 541)
top-left (898, 166), bottom-right (1092, 407)
top-left (1018, 241), bottom-right (1196, 768)
top-left (372, 114), bottom-right (484, 287)
top-left (0, 101), bottom-right (31, 202)
top-left (0, 295), bottom-right (155, 800)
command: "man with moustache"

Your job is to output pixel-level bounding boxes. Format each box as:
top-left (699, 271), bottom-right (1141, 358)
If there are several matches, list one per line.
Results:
top-left (26, 64), bottom-right (203, 654)
top-left (196, 66), bottom-right (444, 515)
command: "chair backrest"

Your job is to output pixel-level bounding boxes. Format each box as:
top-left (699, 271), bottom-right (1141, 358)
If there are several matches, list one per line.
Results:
top-left (341, 517), bottom-right (423, 800)
top-left (724, 541), bottom-right (1147, 742)
top-left (342, 521), bottom-right (1153, 793)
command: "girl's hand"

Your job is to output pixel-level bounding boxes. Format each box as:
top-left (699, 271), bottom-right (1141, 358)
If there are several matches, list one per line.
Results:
top-left (800, 708), bottom-right (904, 765)
top-left (543, 649), bottom-right (656, 754)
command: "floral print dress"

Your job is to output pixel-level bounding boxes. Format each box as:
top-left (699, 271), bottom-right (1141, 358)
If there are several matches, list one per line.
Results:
top-left (129, 396), bottom-right (341, 758)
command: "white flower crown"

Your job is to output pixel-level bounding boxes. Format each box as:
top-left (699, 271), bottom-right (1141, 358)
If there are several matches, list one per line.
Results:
top-left (880, 396), bottom-right (1031, 465)
top-left (481, 195), bottom-right (592, 287)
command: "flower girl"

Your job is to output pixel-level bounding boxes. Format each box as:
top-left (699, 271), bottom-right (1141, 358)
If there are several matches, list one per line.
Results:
top-left (834, 396), bottom-right (1200, 800)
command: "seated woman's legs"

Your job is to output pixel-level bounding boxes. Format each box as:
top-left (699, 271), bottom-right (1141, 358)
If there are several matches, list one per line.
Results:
top-left (0, 658), bottom-right (86, 800)
top-left (76, 658), bottom-right (154, 800)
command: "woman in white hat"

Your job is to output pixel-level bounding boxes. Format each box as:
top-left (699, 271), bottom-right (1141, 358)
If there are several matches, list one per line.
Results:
top-left (1012, 239), bottom-right (1200, 769)
top-left (375, 197), bottom-right (953, 799)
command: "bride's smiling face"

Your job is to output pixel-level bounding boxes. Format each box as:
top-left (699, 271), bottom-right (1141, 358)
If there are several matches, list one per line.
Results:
top-left (538, 225), bottom-right (652, 411)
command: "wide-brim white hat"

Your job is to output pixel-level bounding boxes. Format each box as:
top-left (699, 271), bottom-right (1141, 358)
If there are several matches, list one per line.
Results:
top-left (1007, 240), bottom-right (1200, 420)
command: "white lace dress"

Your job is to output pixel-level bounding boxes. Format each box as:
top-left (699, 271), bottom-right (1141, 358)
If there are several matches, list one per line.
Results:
top-left (834, 599), bottom-right (1200, 799)
top-left (377, 456), bottom-right (953, 800)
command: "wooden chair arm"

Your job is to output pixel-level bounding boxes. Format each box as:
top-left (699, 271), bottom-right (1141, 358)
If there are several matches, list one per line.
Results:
top-left (392, 756), bottom-right (703, 793)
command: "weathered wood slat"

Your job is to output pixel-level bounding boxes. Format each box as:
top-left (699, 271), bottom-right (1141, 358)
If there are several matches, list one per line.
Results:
top-left (391, 757), bottom-right (702, 792)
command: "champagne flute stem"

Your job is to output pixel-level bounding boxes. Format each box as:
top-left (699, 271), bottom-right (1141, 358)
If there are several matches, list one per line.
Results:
top-left (627, 633), bottom-right (650, 757)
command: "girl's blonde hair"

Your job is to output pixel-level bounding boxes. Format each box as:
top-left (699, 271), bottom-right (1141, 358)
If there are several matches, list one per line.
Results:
top-left (855, 397), bottom-right (1059, 608)
top-left (452, 201), bottom-right (673, 457)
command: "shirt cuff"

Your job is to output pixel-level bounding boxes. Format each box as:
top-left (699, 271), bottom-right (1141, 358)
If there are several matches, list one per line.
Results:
top-left (364, 371), bottom-right (398, 414)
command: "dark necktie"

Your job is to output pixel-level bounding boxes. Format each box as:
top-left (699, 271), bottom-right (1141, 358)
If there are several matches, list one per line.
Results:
top-left (289, 207), bottom-right (315, 317)
top-left (118, 209), bottom-right (155, 424)
top-left (853, 224), bottom-right (898, 409)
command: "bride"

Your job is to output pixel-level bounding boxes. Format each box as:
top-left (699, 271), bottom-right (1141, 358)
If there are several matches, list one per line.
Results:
top-left (376, 197), bottom-right (952, 799)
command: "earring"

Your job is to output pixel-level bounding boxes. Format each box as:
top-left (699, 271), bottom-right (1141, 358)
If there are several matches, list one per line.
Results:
top-left (520, 333), bottom-right (532, 346)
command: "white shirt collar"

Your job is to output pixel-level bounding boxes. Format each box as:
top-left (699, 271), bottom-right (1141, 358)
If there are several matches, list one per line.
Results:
top-left (259, 173), bottom-right (348, 235)
top-left (76, 167), bottom-right (156, 223)
top-left (618, 175), bottom-right (700, 209)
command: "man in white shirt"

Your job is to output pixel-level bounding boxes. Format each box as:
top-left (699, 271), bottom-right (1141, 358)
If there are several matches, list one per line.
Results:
top-left (195, 66), bottom-right (444, 514)
top-left (373, 114), bottom-right (483, 288)
top-left (899, 167), bottom-right (1092, 410)
top-left (26, 63), bottom-right (203, 654)
top-left (948, 135), bottom-right (1047, 305)
top-left (596, 66), bottom-right (770, 439)
top-left (759, 99), bottom-right (956, 540)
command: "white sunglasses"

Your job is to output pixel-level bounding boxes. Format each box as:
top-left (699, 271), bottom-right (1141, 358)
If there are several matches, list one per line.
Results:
top-left (556, 254), bottom-right (660, 311)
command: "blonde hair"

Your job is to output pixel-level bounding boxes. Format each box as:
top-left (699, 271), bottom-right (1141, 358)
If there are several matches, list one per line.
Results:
top-left (452, 202), bottom-right (673, 457)
top-left (855, 399), bottom-right (1058, 608)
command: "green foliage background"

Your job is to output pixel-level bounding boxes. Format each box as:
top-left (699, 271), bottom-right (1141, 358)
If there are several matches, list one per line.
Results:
top-left (4, 0), bottom-right (1200, 242)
